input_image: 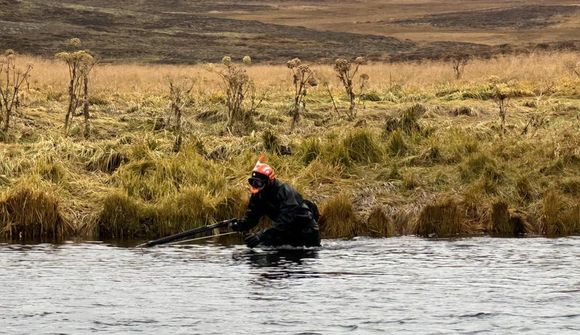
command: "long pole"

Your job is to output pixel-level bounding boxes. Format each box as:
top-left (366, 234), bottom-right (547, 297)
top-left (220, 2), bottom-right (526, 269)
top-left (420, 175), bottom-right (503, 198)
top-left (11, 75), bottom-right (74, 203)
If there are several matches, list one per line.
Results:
top-left (137, 219), bottom-right (233, 248)
top-left (167, 232), bottom-right (239, 246)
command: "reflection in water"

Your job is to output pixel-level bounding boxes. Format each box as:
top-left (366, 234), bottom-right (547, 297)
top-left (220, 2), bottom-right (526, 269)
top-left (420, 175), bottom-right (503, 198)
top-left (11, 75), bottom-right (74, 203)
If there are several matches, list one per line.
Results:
top-left (242, 248), bottom-right (319, 267)
top-left (237, 248), bottom-right (319, 281)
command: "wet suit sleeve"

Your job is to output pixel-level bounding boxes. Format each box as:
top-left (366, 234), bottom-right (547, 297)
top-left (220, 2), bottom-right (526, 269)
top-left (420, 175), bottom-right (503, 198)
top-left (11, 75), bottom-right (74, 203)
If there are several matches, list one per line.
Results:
top-left (239, 195), bottom-right (264, 231)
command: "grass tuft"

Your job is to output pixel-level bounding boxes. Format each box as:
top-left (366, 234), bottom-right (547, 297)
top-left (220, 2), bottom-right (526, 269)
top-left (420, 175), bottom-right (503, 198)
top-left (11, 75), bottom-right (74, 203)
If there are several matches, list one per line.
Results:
top-left (459, 152), bottom-right (503, 185)
top-left (154, 187), bottom-right (216, 236)
top-left (387, 130), bottom-right (407, 157)
top-left (342, 130), bottom-right (383, 164)
top-left (86, 148), bottom-right (128, 173)
top-left (488, 200), bottom-right (527, 236)
top-left (262, 130), bottom-right (282, 154)
top-left (400, 104), bottom-right (425, 134)
top-left (540, 190), bottom-right (578, 236)
top-left (97, 192), bottom-right (153, 239)
top-left (214, 188), bottom-right (248, 221)
top-left (413, 197), bottom-right (472, 237)
top-left (364, 206), bottom-right (393, 237)
top-left (0, 181), bottom-right (66, 240)
top-left (298, 138), bottom-right (322, 165)
top-left (319, 193), bottom-right (357, 238)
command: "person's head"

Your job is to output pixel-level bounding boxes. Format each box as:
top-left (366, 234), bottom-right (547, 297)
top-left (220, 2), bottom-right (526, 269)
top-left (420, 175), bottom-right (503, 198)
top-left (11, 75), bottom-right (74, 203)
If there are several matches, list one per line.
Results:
top-left (248, 156), bottom-right (275, 194)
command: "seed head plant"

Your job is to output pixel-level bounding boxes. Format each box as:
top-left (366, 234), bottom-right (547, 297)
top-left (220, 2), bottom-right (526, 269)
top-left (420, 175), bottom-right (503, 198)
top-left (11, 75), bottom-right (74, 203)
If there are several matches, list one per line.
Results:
top-left (491, 80), bottom-right (512, 133)
top-left (333, 56), bottom-right (368, 120)
top-left (55, 38), bottom-right (96, 137)
top-left (287, 58), bottom-right (317, 129)
top-left (0, 49), bottom-right (32, 136)
top-left (214, 55), bottom-right (261, 133)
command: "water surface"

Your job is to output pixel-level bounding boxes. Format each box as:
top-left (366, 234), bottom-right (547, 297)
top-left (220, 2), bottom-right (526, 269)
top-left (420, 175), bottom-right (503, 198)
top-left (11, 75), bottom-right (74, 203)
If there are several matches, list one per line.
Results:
top-left (1, 237), bottom-right (579, 334)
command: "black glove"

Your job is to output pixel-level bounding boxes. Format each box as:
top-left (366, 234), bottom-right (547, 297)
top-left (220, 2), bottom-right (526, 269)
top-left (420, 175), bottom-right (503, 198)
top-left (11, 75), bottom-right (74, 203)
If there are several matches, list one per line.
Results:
top-left (230, 218), bottom-right (246, 232)
top-left (244, 234), bottom-right (261, 248)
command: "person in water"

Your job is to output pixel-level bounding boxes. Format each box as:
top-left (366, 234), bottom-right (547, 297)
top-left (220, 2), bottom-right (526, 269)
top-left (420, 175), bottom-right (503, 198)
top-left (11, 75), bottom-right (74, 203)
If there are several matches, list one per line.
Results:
top-left (230, 157), bottom-right (321, 248)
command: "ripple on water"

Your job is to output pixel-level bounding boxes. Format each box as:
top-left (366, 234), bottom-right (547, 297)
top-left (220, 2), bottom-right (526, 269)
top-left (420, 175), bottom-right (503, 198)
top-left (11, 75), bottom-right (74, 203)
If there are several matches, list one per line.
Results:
top-left (0, 236), bottom-right (579, 334)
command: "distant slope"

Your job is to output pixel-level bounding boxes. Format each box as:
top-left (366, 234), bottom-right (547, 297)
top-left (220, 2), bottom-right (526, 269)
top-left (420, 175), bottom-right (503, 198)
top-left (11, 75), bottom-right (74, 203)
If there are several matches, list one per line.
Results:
top-left (0, 0), bottom-right (577, 63)
top-left (0, 0), bottom-right (414, 63)
top-left (394, 5), bottom-right (579, 29)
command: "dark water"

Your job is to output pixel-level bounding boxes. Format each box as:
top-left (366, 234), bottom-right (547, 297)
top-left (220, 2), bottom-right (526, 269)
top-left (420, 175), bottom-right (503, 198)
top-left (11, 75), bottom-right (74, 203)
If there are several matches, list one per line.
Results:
top-left (1, 237), bottom-right (579, 334)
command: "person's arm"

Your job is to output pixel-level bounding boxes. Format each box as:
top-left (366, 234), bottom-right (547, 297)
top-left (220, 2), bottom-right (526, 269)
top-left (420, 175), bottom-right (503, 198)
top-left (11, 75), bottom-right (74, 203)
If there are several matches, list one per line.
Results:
top-left (233, 195), bottom-right (264, 231)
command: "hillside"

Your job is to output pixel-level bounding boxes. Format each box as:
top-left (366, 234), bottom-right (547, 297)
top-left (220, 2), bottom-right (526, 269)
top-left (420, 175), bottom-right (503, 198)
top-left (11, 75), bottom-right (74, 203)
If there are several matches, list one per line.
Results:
top-left (0, 0), bottom-right (578, 63)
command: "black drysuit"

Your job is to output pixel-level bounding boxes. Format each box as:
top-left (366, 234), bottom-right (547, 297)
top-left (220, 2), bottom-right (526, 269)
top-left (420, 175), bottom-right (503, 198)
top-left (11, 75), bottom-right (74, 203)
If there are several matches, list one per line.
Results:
top-left (237, 180), bottom-right (320, 247)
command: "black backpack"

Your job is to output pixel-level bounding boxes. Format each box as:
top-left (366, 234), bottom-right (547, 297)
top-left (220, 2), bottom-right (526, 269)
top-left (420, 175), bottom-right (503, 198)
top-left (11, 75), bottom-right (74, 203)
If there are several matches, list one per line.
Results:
top-left (303, 199), bottom-right (320, 222)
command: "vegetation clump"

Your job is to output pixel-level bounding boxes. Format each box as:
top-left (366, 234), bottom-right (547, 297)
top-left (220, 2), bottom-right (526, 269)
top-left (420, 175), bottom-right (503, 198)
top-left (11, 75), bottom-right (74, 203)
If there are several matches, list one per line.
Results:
top-left (489, 200), bottom-right (527, 236)
top-left (540, 190), bottom-right (579, 236)
top-left (414, 197), bottom-right (471, 237)
top-left (382, 104), bottom-right (425, 137)
top-left (86, 148), bottom-right (128, 174)
top-left (341, 130), bottom-right (383, 164)
top-left (319, 193), bottom-right (357, 238)
top-left (459, 153), bottom-right (503, 183)
top-left (97, 192), bottom-right (153, 239)
top-left (262, 129), bottom-right (282, 155)
top-left (298, 138), bottom-right (322, 165)
top-left (364, 206), bottom-right (393, 237)
top-left (0, 182), bottom-right (66, 240)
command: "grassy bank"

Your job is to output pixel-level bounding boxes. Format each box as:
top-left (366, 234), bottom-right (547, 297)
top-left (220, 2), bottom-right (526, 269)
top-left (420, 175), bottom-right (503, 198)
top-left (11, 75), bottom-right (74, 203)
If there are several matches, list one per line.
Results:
top-left (0, 52), bottom-right (579, 241)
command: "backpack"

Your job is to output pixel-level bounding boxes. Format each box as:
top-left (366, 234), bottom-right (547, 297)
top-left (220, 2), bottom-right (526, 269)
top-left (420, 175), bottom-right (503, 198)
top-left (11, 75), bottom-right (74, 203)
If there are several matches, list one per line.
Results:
top-left (303, 199), bottom-right (320, 222)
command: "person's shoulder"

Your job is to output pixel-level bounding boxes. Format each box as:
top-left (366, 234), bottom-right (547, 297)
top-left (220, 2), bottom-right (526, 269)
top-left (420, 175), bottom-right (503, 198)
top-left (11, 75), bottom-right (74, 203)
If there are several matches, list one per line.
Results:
top-left (276, 180), bottom-right (300, 197)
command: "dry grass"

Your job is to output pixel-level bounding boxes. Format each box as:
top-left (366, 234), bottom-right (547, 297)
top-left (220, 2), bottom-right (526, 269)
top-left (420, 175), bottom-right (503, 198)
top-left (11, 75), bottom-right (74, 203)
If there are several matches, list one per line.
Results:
top-left (21, 52), bottom-right (579, 97)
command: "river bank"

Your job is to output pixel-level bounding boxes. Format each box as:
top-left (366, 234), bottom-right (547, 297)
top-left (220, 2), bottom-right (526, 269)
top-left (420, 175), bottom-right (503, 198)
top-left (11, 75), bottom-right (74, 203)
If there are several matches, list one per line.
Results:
top-left (0, 52), bottom-right (578, 241)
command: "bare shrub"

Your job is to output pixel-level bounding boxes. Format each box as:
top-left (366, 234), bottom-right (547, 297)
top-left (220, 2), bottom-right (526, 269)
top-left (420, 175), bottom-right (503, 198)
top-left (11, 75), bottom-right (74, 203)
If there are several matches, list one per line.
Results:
top-left (167, 78), bottom-right (193, 152)
top-left (287, 58), bottom-right (317, 129)
top-left (55, 38), bottom-right (96, 137)
top-left (333, 57), bottom-right (368, 120)
top-left (449, 54), bottom-right (470, 79)
top-left (0, 49), bottom-right (32, 135)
